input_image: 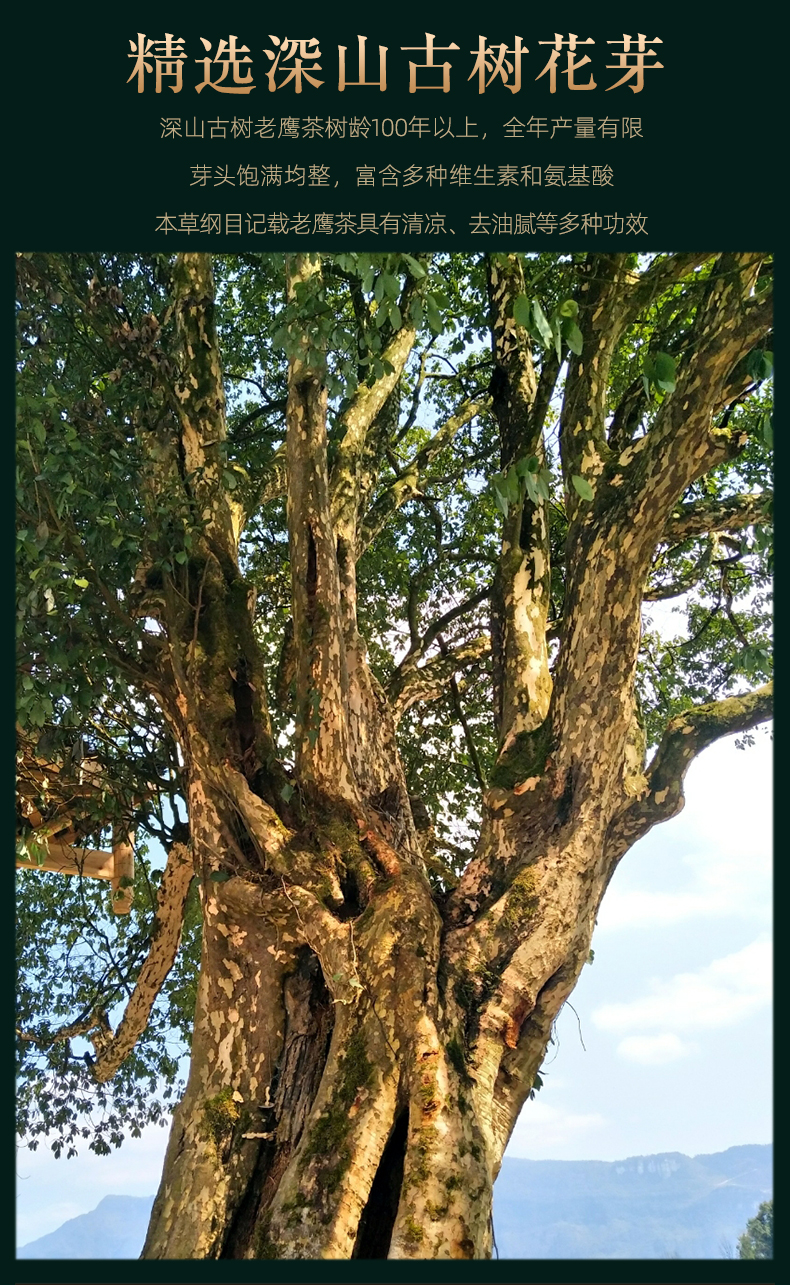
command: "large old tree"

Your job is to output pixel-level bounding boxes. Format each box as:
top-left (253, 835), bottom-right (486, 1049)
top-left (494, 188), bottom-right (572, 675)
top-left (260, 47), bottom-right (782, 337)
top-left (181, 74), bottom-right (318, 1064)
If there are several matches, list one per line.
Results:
top-left (16, 251), bottom-right (772, 1259)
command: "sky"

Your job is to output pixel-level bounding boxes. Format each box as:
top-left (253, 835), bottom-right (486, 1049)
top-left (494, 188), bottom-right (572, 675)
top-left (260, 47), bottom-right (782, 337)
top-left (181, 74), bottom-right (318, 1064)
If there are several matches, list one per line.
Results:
top-left (16, 720), bottom-right (772, 1248)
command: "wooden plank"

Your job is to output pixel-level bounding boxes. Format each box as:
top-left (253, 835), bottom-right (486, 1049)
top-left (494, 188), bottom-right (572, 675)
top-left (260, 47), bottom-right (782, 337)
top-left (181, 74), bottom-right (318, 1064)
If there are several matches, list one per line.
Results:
top-left (16, 843), bottom-right (116, 880)
top-left (111, 832), bottom-right (135, 915)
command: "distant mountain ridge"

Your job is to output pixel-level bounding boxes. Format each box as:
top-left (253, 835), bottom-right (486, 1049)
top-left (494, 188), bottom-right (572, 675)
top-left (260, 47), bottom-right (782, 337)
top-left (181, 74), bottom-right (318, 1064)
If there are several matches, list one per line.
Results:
top-left (18, 1194), bottom-right (154, 1260)
top-left (18, 1144), bottom-right (771, 1259)
top-left (494, 1143), bottom-right (772, 1258)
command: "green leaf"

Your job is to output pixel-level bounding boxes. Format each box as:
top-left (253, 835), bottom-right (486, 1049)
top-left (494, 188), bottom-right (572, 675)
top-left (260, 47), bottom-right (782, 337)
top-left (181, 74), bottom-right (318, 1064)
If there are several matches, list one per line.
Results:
top-left (513, 293), bottom-right (532, 330)
top-left (28, 699), bottom-right (47, 727)
top-left (505, 467), bottom-right (521, 502)
top-left (280, 782), bottom-right (294, 803)
top-left (389, 303), bottom-right (402, 330)
top-left (531, 299), bottom-right (553, 348)
top-left (552, 317), bottom-right (562, 364)
top-left (495, 467), bottom-right (520, 505)
top-left (425, 296), bottom-right (443, 334)
top-left (563, 320), bottom-right (584, 356)
top-left (536, 469), bottom-right (552, 502)
top-left (654, 352), bottom-right (676, 392)
top-left (747, 349), bottom-right (773, 382)
top-left (209, 870), bottom-right (231, 882)
top-left (401, 254), bottom-right (426, 278)
top-left (382, 273), bottom-right (400, 300)
top-left (761, 412), bottom-right (773, 448)
top-left (558, 298), bottom-right (579, 319)
top-left (174, 550), bottom-right (188, 564)
top-left (524, 471), bottom-right (540, 505)
top-left (515, 454), bottom-right (539, 478)
top-left (73, 577), bottom-right (89, 589)
top-left (493, 487), bottom-right (509, 518)
top-left (571, 474), bottom-right (594, 501)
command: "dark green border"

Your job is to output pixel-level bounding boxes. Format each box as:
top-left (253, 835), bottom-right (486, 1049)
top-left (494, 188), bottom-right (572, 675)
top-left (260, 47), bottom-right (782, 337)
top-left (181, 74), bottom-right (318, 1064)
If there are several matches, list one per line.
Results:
top-left (8, 2), bottom-right (779, 1282)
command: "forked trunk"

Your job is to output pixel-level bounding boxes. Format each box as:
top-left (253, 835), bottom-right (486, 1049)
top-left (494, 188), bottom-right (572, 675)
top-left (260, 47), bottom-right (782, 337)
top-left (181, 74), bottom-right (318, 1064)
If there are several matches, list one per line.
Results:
top-left (131, 251), bottom-right (772, 1259)
top-left (140, 734), bottom-right (613, 1261)
top-left (142, 794), bottom-right (497, 1260)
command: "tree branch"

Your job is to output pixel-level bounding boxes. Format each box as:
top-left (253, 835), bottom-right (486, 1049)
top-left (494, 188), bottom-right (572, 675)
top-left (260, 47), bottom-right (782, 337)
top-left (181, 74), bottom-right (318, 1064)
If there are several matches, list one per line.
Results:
top-left (605, 682), bottom-right (773, 862)
top-left (359, 397), bottom-right (489, 552)
top-left (389, 634), bottom-right (490, 724)
top-left (644, 535), bottom-right (716, 601)
top-left (170, 253), bottom-right (239, 568)
top-left (623, 252), bottom-right (716, 324)
top-left (663, 491), bottom-right (772, 543)
top-left (92, 843), bottom-right (194, 1082)
top-left (608, 375), bottom-right (647, 453)
top-left (232, 396), bottom-right (288, 439)
top-left (439, 635), bottom-right (487, 791)
top-left (486, 253), bottom-right (553, 745)
top-left (329, 274), bottom-right (422, 540)
top-left (247, 442), bottom-right (287, 514)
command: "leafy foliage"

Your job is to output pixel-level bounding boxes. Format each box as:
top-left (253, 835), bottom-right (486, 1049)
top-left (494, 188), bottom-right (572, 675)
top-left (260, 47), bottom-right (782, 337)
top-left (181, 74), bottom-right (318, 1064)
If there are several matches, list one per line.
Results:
top-left (15, 251), bottom-right (773, 1155)
top-left (737, 1199), bottom-right (773, 1259)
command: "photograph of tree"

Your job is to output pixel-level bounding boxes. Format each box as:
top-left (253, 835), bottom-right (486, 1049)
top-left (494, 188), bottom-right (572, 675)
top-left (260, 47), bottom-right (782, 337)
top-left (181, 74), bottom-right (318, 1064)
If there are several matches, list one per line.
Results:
top-left (16, 251), bottom-right (772, 1260)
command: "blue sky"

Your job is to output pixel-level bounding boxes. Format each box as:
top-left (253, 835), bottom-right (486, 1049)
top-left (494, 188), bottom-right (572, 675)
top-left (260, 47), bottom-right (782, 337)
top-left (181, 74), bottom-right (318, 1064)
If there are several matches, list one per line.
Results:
top-left (16, 723), bottom-right (772, 1247)
top-left (507, 726), bottom-right (772, 1163)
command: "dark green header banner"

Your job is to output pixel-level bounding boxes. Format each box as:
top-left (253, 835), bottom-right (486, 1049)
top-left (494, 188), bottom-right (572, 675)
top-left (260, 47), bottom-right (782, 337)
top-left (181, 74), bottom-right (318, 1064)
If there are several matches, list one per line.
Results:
top-left (7, 5), bottom-right (778, 248)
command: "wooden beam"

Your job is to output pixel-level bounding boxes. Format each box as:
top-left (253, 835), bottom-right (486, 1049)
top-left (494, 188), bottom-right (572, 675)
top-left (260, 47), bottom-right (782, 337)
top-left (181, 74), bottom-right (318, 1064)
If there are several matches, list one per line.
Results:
top-left (111, 831), bottom-right (135, 915)
top-left (16, 835), bottom-right (136, 914)
top-left (16, 843), bottom-right (116, 879)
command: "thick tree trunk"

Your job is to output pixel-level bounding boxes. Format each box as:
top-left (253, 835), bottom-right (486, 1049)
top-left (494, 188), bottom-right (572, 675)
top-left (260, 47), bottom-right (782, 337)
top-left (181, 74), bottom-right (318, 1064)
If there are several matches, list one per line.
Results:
top-left (143, 832), bottom-right (495, 1259)
top-left (15, 251), bottom-right (772, 1258)
top-left (133, 250), bottom-right (772, 1259)
top-left (140, 728), bottom-right (618, 1260)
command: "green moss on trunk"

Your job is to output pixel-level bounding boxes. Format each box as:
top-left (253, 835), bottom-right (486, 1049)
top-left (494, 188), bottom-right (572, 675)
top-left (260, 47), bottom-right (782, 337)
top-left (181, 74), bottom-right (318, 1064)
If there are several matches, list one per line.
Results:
top-left (300, 1028), bottom-right (374, 1194)
top-left (490, 721), bottom-right (553, 791)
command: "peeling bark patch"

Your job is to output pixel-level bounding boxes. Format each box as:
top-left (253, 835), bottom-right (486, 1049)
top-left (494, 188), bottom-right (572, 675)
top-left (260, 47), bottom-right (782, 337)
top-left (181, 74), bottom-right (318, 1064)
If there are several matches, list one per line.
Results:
top-left (503, 996), bottom-right (532, 1050)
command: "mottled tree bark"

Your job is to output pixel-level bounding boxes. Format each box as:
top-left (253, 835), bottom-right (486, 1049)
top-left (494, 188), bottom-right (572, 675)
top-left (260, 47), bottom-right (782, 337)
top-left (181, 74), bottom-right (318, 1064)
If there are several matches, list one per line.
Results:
top-left (123, 252), bottom-right (772, 1259)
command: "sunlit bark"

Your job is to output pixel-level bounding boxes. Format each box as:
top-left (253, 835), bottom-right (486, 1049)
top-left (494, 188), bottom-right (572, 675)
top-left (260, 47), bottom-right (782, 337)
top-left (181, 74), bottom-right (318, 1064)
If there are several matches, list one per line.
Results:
top-left (29, 251), bottom-right (769, 1260)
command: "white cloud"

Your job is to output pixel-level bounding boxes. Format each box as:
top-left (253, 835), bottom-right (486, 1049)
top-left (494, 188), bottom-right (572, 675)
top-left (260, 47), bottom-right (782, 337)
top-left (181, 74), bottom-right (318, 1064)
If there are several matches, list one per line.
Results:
top-left (616, 1033), bottom-right (696, 1065)
top-left (597, 730), bottom-right (772, 933)
top-left (592, 939), bottom-right (772, 1036)
top-left (506, 1100), bottom-right (607, 1158)
top-left (597, 857), bottom-right (771, 930)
